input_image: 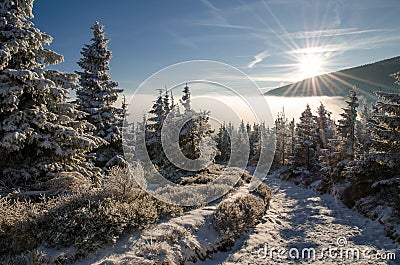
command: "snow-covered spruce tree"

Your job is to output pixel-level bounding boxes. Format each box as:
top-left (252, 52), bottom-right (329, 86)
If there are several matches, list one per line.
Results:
top-left (356, 99), bottom-right (371, 154)
top-left (317, 102), bottom-right (335, 149)
top-left (145, 85), bottom-right (214, 178)
top-left (337, 88), bottom-right (359, 160)
top-left (273, 108), bottom-right (290, 167)
top-left (252, 122), bottom-right (275, 172)
top-left (122, 121), bottom-right (135, 162)
top-left (288, 118), bottom-right (295, 159)
top-left (317, 105), bottom-right (341, 192)
top-left (291, 104), bottom-right (320, 170)
top-left (178, 84), bottom-right (214, 161)
top-left (248, 122), bottom-right (260, 164)
top-left (367, 87), bottom-right (400, 214)
top-left (145, 90), bottom-right (166, 165)
top-left (76, 21), bottom-right (124, 169)
top-left (215, 123), bottom-right (231, 163)
top-left (230, 120), bottom-right (249, 167)
top-left (163, 86), bottom-right (171, 114)
top-left (134, 115), bottom-right (150, 166)
top-left (342, 90), bottom-right (400, 209)
top-left (323, 89), bottom-right (360, 201)
top-left (0, 0), bottom-right (104, 192)
top-left (180, 83), bottom-right (191, 112)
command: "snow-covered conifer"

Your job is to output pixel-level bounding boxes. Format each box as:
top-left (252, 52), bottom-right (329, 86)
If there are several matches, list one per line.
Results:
top-left (274, 108), bottom-right (290, 167)
top-left (215, 123), bottom-right (231, 162)
top-left (76, 21), bottom-right (124, 168)
top-left (356, 99), bottom-right (371, 154)
top-left (292, 104), bottom-right (319, 170)
top-left (249, 123), bottom-right (260, 162)
top-left (230, 120), bottom-right (249, 167)
top-left (180, 83), bottom-right (191, 113)
top-left (343, 89), bottom-right (400, 207)
top-left (317, 102), bottom-right (335, 149)
top-left (337, 88), bottom-right (359, 159)
top-left (145, 91), bottom-right (165, 164)
top-left (0, 0), bottom-right (103, 190)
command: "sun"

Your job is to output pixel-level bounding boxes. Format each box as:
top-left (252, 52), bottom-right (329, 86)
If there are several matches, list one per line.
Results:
top-left (298, 54), bottom-right (323, 79)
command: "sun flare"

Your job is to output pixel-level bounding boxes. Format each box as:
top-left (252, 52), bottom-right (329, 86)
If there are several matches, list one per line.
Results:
top-left (298, 54), bottom-right (323, 79)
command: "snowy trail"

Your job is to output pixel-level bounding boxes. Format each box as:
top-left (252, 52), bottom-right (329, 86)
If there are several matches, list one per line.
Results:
top-left (76, 175), bottom-right (399, 264)
top-left (199, 176), bottom-right (399, 265)
top-left (76, 184), bottom-right (252, 265)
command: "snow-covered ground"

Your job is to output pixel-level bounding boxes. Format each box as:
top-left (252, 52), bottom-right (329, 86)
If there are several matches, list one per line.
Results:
top-left (76, 173), bottom-right (399, 265)
top-left (198, 175), bottom-right (399, 265)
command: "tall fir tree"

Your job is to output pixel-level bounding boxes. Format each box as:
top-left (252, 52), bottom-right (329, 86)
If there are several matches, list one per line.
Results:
top-left (76, 21), bottom-right (124, 168)
top-left (231, 120), bottom-right (249, 167)
top-left (343, 90), bottom-right (400, 208)
top-left (274, 108), bottom-right (290, 167)
top-left (317, 102), bottom-right (334, 149)
top-left (249, 122), bottom-right (260, 163)
top-left (337, 88), bottom-right (359, 160)
top-left (177, 84), bottom-right (214, 161)
top-left (0, 0), bottom-right (104, 191)
top-left (135, 115), bottom-right (150, 166)
top-left (145, 85), bottom-right (214, 177)
top-left (369, 91), bottom-right (400, 161)
top-left (356, 98), bottom-right (371, 154)
top-left (215, 123), bottom-right (231, 162)
top-left (145, 90), bottom-right (165, 164)
top-left (292, 104), bottom-right (320, 170)
top-left (180, 83), bottom-right (191, 113)
top-left (288, 118), bottom-right (296, 158)
top-left (254, 122), bottom-right (275, 173)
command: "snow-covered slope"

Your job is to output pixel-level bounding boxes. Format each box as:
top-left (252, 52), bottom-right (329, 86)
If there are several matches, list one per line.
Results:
top-left (76, 173), bottom-right (398, 264)
top-left (199, 175), bottom-right (399, 264)
top-left (75, 183), bottom-right (256, 264)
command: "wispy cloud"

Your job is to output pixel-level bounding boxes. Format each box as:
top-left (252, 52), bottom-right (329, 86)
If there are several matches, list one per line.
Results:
top-left (284, 28), bottom-right (400, 59)
top-left (286, 45), bottom-right (343, 54)
top-left (348, 33), bottom-right (400, 50)
top-left (200, 0), bottom-right (226, 24)
top-left (200, 0), bottom-right (219, 12)
top-left (282, 28), bottom-right (388, 39)
top-left (194, 22), bottom-right (270, 34)
top-left (248, 50), bottom-right (270, 69)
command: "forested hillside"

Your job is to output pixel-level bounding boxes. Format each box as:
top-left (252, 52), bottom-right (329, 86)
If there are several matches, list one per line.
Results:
top-left (265, 56), bottom-right (400, 100)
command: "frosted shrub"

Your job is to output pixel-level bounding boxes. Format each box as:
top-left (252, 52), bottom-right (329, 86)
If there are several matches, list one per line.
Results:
top-left (213, 194), bottom-right (265, 248)
top-left (103, 165), bottom-right (146, 200)
top-left (0, 195), bottom-right (43, 255)
top-left (152, 185), bottom-right (208, 207)
top-left (140, 241), bottom-right (181, 265)
top-left (20, 249), bottom-right (50, 265)
top-left (34, 191), bottom-right (182, 259)
top-left (254, 182), bottom-right (273, 205)
top-left (0, 187), bottom-right (183, 262)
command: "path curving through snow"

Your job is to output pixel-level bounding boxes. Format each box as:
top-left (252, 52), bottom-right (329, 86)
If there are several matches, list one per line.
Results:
top-left (199, 175), bottom-right (399, 265)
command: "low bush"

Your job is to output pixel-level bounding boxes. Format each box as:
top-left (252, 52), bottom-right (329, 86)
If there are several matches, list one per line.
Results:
top-left (0, 167), bottom-right (183, 263)
top-left (213, 194), bottom-right (265, 249)
top-left (254, 182), bottom-right (273, 205)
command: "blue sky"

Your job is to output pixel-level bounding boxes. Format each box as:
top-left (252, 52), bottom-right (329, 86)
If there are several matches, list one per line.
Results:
top-left (32, 0), bottom-right (400, 94)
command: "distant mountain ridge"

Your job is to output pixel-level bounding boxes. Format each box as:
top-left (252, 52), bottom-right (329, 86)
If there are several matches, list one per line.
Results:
top-left (265, 56), bottom-right (400, 100)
